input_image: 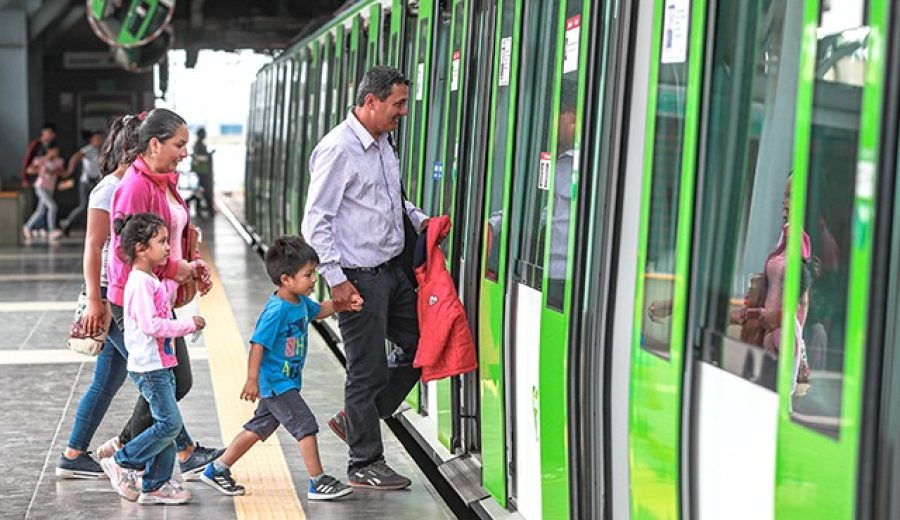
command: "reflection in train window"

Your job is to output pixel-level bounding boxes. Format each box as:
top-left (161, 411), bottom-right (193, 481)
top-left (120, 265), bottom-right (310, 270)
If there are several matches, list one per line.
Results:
top-left (639, 5), bottom-right (693, 358)
top-left (510, 0), bottom-right (561, 290)
top-left (693, 0), bottom-right (802, 386)
top-left (483, 0), bottom-right (517, 282)
top-left (790, 0), bottom-right (867, 438)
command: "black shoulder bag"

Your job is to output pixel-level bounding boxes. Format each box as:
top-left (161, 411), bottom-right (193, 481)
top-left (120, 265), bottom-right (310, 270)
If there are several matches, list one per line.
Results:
top-left (387, 133), bottom-right (420, 288)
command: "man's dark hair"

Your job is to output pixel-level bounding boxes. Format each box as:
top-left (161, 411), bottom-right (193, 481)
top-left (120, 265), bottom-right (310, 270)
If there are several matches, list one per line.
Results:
top-left (265, 236), bottom-right (320, 285)
top-left (355, 66), bottom-right (409, 107)
top-left (41, 121), bottom-right (57, 132)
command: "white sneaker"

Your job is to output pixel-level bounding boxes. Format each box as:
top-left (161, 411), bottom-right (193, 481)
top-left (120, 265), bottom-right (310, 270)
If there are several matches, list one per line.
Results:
top-left (96, 436), bottom-right (122, 460)
top-left (99, 457), bottom-right (140, 502)
top-left (138, 480), bottom-right (192, 505)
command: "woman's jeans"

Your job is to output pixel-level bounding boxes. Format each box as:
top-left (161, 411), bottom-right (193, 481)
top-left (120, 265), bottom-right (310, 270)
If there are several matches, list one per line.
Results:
top-left (66, 313), bottom-right (128, 452)
top-left (25, 187), bottom-right (57, 231)
top-left (61, 179), bottom-right (92, 229)
top-left (115, 369), bottom-right (182, 492)
top-left (110, 302), bottom-right (193, 451)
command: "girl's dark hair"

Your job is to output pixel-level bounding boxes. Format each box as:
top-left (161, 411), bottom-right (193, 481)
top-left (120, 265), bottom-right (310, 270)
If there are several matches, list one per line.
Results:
top-left (99, 115), bottom-right (141, 176)
top-left (124, 108), bottom-right (187, 164)
top-left (265, 236), bottom-right (319, 285)
top-left (113, 213), bottom-right (167, 264)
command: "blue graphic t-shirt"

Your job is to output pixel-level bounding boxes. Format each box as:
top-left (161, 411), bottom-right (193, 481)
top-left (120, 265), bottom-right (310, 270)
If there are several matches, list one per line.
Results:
top-left (250, 293), bottom-right (321, 397)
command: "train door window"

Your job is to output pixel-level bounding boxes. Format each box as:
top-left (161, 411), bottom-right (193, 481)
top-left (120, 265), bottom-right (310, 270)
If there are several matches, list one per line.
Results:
top-left (423, 8), bottom-right (451, 216)
top-left (484, 0), bottom-right (517, 282)
top-left (292, 54), bottom-right (309, 213)
top-left (637, 0), bottom-right (699, 358)
top-left (332, 28), bottom-right (345, 129)
top-left (440, 1), bottom-right (465, 223)
top-left (304, 45), bottom-right (321, 199)
top-left (692, 0), bottom-right (803, 383)
top-left (407, 17), bottom-right (430, 200)
top-left (546, 0), bottom-right (583, 312)
top-left (358, 22), bottom-right (369, 82)
top-left (318, 36), bottom-right (332, 138)
top-left (788, 0), bottom-right (868, 437)
top-left (398, 9), bottom-right (417, 158)
top-left (509, 0), bottom-right (562, 290)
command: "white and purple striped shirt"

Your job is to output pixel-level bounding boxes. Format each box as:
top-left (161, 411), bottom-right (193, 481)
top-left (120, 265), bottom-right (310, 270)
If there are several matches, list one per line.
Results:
top-left (302, 110), bottom-right (427, 287)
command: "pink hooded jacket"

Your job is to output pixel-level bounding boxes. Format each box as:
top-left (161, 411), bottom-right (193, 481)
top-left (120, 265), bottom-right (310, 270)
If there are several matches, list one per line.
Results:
top-left (106, 156), bottom-right (194, 307)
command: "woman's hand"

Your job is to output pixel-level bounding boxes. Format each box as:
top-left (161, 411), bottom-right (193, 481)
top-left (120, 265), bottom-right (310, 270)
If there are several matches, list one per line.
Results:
top-left (759, 307), bottom-right (780, 330)
top-left (173, 259), bottom-right (196, 284)
top-left (192, 259), bottom-right (213, 295)
top-left (83, 298), bottom-right (109, 336)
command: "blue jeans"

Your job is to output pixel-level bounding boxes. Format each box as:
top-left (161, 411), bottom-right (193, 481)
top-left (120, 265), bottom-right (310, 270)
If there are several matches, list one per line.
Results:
top-left (67, 314), bottom-right (127, 452)
top-left (115, 369), bottom-right (182, 492)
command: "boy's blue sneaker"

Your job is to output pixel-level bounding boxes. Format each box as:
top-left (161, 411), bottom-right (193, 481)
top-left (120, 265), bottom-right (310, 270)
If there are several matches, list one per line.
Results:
top-left (179, 443), bottom-right (226, 480)
top-left (200, 464), bottom-right (245, 496)
top-left (55, 451), bottom-right (105, 479)
top-left (308, 474), bottom-right (353, 501)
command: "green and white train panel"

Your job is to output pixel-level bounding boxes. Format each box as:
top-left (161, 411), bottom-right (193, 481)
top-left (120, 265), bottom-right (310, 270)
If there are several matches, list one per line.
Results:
top-left (244, 0), bottom-right (900, 518)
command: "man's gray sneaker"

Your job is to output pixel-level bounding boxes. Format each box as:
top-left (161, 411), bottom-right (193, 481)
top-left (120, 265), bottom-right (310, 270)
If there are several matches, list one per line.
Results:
top-left (179, 443), bottom-right (225, 480)
top-left (348, 460), bottom-right (411, 490)
top-left (55, 452), bottom-right (106, 479)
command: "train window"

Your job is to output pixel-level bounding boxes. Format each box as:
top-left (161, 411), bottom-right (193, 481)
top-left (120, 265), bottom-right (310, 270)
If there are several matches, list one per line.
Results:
top-left (358, 24), bottom-right (369, 84)
top-left (546, 0), bottom-right (583, 312)
top-left (639, 2), bottom-right (696, 358)
top-left (692, 0), bottom-right (802, 384)
top-left (318, 37), bottom-right (331, 140)
top-left (439, 1), bottom-right (465, 223)
top-left (789, 0), bottom-right (868, 438)
top-left (407, 17), bottom-right (429, 200)
top-left (423, 11), bottom-right (451, 216)
top-left (398, 10), bottom-right (417, 169)
top-left (510, 0), bottom-right (562, 290)
top-left (484, 0), bottom-right (516, 282)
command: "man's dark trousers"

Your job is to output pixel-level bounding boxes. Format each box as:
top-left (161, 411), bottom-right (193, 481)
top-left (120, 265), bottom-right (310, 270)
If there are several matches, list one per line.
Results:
top-left (338, 260), bottom-right (420, 472)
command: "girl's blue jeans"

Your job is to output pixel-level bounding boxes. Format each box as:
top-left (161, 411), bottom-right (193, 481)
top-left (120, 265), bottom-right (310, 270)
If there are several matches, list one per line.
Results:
top-left (115, 368), bottom-right (182, 492)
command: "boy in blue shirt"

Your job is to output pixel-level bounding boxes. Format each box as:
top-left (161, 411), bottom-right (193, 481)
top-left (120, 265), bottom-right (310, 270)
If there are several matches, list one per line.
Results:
top-left (200, 236), bottom-right (362, 500)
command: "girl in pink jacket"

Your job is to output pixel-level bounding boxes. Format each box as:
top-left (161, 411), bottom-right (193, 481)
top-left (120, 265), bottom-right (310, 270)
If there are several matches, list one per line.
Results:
top-left (100, 213), bottom-right (204, 505)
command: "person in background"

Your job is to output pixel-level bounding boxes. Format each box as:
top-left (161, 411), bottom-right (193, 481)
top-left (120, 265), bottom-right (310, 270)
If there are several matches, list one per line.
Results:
top-left (100, 212), bottom-right (204, 505)
top-left (105, 108), bottom-right (223, 480)
top-left (20, 122), bottom-right (58, 232)
top-left (56, 116), bottom-right (141, 479)
top-left (200, 236), bottom-right (359, 500)
top-left (191, 127), bottom-right (213, 217)
top-left (23, 142), bottom-right (65, 242)
top-left (302, 66), bottom-right (428, 490)
top-left (60, 130), bottom-right (105, 235)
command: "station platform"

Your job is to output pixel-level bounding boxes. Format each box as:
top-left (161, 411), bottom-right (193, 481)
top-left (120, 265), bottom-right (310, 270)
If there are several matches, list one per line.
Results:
top-left (2, 211), bottom-right (455, 519)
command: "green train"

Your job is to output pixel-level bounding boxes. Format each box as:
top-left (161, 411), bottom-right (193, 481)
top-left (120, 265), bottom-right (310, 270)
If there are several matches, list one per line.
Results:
top-left (244, 0), bottom-right (900, 518)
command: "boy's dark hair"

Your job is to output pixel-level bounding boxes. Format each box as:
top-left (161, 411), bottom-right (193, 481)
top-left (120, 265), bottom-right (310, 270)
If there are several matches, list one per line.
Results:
top-left (113, 213), bottom-right (167, 264)
top-left (265, 236), bottom-right (319, 285)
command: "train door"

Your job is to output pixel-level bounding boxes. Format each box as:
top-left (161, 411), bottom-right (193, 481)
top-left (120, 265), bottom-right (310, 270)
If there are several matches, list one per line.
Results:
top-left (416, 0), bottom-right (451, 437)
top-left (628, 0), bottom-right (706, 516)
top-left (478, 0), bottom-right (521, 508)
top-left (452, 0), bottom-right (497, 458)
top-left (272, 60), bottom-right (291, 239)
top-left (366, 2), bottom-right (382, 69)
top-left (289, 51), bottom-right (309, 232)
top-left (403, 0), bottom-right (435, 201)
top-left (770, 0), bottom-right (889, 517)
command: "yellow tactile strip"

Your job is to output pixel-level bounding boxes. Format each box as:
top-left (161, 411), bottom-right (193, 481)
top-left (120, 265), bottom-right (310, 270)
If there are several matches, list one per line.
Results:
top-left (199, 243), bottom-right (306, 519)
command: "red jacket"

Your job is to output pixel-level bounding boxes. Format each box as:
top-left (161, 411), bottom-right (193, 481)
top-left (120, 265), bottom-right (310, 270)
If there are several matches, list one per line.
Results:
top-left (413, 216), bottom-right (478, 382)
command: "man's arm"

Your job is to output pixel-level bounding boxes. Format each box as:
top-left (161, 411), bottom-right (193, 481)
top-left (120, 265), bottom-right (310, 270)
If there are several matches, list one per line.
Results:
top-left (301, 146), bottom-right (351, 288)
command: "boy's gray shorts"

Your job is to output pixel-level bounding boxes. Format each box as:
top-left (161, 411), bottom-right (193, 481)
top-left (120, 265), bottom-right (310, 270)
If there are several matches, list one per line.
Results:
top-left (243, 389), bottom-right (319, 441)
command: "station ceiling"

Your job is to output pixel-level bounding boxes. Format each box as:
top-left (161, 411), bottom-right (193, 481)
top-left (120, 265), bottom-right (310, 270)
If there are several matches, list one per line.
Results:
top-left (11, 0), bottom-right (348, 53)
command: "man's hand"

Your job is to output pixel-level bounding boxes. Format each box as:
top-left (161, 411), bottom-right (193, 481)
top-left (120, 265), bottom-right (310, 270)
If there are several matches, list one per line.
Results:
top-left (331, 281), bottom-right (361, 312)
top-left (419, 218), bottom-right (430, 233)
